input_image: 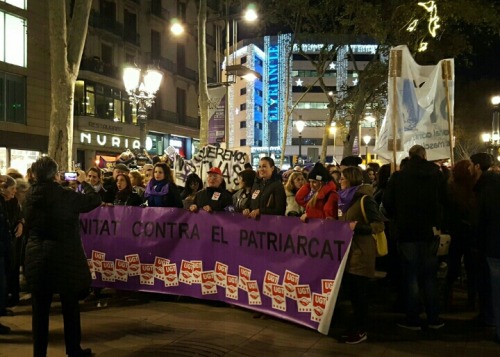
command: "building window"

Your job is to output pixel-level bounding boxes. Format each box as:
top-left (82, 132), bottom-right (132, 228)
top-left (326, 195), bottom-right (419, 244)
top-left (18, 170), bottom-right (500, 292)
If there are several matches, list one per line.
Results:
top-left (177, 1), bottom-right (187, 21)
top-left (240, 88), bottom-right (246, 95)
top-left (151, 30), bottom-right (161, 60)
top-left (177, 88), bottom-right (186, 122)
top-left (255, 122), bottom-right (262, 130)
top-left (240, 139), bottom-right (246, 146)
top-left (240, 56), bottom-right (247, 64)
top-left (0, 72), bottom-right (25, 124)
top-left (0, 11), bottom-right (27, 67)
top-left (240, 121), bottom-right (246, 128)
top-left (73, 79), bottom-right (131, 123)
top-left (256, 89), bottom-right (262, 97)
top-left (240, 103), bottom-right (246, 111)
top-left (255, 57), bottom-right (263, 66)
top-left (256, 105), bottom-right (262, 112)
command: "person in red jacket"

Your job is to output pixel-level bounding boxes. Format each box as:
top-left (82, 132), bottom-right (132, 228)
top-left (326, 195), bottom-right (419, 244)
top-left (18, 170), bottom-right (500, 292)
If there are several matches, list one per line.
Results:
top-left (295, 162), bottom-right (338, 221)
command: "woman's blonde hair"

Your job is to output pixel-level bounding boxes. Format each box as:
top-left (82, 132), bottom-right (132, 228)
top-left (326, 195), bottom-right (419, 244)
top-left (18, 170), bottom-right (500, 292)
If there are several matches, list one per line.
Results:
top-left (285, 171), bottom-right (304, 192)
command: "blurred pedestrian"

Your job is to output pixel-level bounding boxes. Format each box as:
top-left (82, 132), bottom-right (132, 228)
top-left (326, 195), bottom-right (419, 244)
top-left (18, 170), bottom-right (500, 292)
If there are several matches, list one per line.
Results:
top-left (0, 175), bottom-right (13, 334)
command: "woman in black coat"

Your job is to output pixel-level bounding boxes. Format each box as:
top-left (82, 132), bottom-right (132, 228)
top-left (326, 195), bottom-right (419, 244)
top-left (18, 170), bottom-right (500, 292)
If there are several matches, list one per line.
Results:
top-left (24, 157), bottom-right (101, 357)
top-left (243, 157), bottom-right (286, 218)
top-left (113, 174), bottom-right (143, 206)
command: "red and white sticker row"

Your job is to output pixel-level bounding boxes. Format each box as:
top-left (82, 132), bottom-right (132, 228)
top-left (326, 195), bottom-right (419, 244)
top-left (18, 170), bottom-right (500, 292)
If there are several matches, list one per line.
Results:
top-left (89, 250), bottom-right (334, 322)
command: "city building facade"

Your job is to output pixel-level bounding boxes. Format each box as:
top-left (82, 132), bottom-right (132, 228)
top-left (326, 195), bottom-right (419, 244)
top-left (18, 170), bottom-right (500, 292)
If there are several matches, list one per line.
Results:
top-left (1, 0), bottom-right (215, 173)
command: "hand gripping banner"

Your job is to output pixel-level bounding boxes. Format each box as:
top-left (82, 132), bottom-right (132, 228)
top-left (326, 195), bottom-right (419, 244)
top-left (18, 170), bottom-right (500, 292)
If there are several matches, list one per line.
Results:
top-left (80, 206), bottom-right (353, 334)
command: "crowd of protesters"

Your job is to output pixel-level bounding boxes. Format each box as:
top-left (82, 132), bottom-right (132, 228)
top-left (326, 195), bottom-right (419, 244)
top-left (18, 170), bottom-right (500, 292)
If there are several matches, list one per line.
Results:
top-left (1, 145), bottom-right (500, 354)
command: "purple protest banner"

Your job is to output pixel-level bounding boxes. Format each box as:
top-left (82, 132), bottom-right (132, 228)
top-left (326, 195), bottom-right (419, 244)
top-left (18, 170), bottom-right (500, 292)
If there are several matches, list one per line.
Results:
top-left (80, 206), bottom-right (353, 334)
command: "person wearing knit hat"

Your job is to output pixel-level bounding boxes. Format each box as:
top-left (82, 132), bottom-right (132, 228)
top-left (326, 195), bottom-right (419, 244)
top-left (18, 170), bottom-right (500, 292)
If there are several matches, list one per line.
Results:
top-left (340, 156), bottom-right (363, 169)
top-left (295, 162), bottom-right (338, 221)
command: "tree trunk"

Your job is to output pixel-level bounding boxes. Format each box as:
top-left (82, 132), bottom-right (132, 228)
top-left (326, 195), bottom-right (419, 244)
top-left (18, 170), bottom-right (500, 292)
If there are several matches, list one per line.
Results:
top-left (198, 0), bottom-right (209, 147)
top-left (47, 0), bottom-right (92, 171)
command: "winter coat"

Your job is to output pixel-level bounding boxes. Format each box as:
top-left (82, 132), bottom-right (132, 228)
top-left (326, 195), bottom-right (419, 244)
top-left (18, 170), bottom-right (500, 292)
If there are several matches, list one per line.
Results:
top-left (476, 172), bottom-right (500, 258)
top-left (194, 187), bottom-right (233, 212)
top-left (383, 157), bottom-right (446, 242)
top-left (285, 189), bottom-right (304, 217)
top-left (145, 181), bottom-right (183, 208)
top-left (232, 188), bottom-right (251, 213)
top-left (295, 181), bottom-right (338, 219)
top-left (339, 184), bottom-right (385, 278)
top-left (247, 177), bottom-right (286, 216)
top-left (24, 181), bottom-right (102, 295)
top-left (114, 190), bottom-right (143, 206)
top-left (0, 196), bottom-right (12, 260)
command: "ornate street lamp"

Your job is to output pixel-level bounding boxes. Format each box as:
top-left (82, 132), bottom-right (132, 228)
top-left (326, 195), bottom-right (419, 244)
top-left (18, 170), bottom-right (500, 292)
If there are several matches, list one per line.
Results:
top-left (123, 66), bottom-right (163, 152)
top-left (295, 120), bottom-right (305, 164)
top-left (481, 95), bottom-right (500, 158)
top-left (363, 135), bottom-right (372, 164)
top-left (329, 123), bottom-right (337, 163)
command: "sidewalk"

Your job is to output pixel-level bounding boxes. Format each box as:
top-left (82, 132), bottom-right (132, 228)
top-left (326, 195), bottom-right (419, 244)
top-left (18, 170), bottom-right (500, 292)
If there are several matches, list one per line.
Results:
top-left (1, 288), bottom-right (499, 357)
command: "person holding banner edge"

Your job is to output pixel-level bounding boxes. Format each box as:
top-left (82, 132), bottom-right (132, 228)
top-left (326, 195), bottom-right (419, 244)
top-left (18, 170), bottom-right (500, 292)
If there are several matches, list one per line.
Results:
top-left (243, 157), bottom-right (286, 219)
top-left (338, 166), bottom-right (385, 344)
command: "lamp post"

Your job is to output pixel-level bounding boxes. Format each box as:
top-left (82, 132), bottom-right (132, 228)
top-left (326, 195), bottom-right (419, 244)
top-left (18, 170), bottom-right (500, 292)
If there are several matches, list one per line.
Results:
top-left (172, 5), bottom-right (258, 149)
top-left (295, 120), bottom-right (305, 164)
top-left (482, 95), bottom-right (500, 158)
top-left (329, 123), bottom-right (337, 163)
top-left (123, 66), bottom-right (163, 152)
top-left (363, 135), bottom-right (371, 164)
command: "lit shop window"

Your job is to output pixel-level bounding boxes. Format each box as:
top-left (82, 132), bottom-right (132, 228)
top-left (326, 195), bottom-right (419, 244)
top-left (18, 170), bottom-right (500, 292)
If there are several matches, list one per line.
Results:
top-left (0, 11), bottom-right (27, 67)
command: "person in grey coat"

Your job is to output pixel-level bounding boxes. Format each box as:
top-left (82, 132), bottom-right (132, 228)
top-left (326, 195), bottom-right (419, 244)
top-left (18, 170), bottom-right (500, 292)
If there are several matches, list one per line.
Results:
top-left (24, 157), bottom-right (101, 357)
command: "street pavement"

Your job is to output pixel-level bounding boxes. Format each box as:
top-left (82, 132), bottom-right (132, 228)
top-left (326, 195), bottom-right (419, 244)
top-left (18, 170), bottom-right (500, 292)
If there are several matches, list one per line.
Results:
top-left (1, 284), bottom-right (499, 357)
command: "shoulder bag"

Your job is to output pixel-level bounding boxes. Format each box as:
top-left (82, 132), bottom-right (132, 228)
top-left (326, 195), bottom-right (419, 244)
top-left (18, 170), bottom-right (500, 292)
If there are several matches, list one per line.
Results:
top-left (360, 195), bottom-right (388, 257)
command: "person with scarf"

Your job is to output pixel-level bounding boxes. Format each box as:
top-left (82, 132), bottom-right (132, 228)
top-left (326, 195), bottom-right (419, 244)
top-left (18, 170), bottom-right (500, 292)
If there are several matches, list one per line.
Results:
top-left (337, 166), bottom-right (385, 344)
top-left (144, 162), bottom-right (182, 208)
top-left (189, 167), bottom-right (232, 213)
top-left (243, 157), bottom-right (286, 219)
top-left (113, 174), bottom-right (143, 206)
top-left (295, 162), bottom-right (338, 221)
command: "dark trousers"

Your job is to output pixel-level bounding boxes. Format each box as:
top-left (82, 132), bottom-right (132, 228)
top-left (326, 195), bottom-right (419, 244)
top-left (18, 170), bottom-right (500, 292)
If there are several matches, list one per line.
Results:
top-left (343, 272), bottom-right (370, 332)
top-left (32, 291), bottom-right (82, 357)
top-left (399, 240), bottom-right (440, 324)
top-left (7, 238), bottom-right (23, 306)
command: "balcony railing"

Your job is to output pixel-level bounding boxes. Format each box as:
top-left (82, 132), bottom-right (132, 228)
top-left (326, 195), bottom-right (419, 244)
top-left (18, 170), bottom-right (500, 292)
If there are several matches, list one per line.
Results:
top-left (156, 110), bottom-right (200, 129)
top-left (89, 11), bottom-right (124, 38)
top-left (80, 57), bottom-right (120, 80)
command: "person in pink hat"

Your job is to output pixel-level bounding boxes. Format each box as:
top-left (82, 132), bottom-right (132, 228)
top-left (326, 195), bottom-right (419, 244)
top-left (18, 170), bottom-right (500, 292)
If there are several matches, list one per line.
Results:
top-left (189, 167), bottom-right (232, 213)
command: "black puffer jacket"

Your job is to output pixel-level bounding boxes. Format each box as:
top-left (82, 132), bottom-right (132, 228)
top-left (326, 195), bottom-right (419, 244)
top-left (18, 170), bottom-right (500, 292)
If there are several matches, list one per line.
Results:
top-left (24, 181), bottom-right (102, 294)
top-left (247, 177), bottom-right (286, 215)
top-left (383, 157), bottom-right (446, 242)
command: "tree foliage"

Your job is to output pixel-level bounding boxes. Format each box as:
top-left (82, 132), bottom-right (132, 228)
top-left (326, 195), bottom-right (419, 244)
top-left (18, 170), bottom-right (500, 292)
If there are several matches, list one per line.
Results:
top-left (256, 0), bottom-right (500, 161)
